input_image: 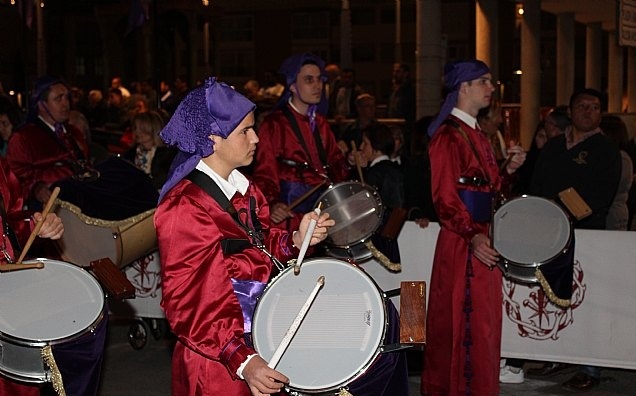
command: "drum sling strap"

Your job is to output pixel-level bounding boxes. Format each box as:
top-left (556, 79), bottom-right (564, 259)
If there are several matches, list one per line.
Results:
top-left (281, 105), bottom-right (329, 173)
top-left (185, 169), bottom-right (285, 271)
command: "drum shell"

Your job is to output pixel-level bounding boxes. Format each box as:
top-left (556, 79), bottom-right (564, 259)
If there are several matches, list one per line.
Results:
top-left (492, 195), bottom-right (572, 283)
top-left (55, 200), bottom-right (157, 269)
top-left (252, 258), bottom-right (387, 394)
top-left (0, 259), bottom-right (105, 383)
top-left (315, 181), bottom-right (384, 248)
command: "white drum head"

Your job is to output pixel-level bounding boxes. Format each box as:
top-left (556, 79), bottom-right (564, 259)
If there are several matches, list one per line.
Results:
top-left (0, 259), bottom-right (104, 344)
top-left (252, 258), bottom-right (386, 393)
top-left (493, 196), bottom-right (571, 265)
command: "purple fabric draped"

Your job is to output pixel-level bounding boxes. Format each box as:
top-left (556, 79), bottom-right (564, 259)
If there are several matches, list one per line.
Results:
top-left (230, 278), bottom-right (267, 334)
top-left (49, 310), bottom-right (108, 396)
top-left (427, 60), bottom-right (491, 137)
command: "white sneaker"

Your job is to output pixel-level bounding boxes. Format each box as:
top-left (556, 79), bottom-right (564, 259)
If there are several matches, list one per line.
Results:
top-left (499, 365), bottom-right (525, 384)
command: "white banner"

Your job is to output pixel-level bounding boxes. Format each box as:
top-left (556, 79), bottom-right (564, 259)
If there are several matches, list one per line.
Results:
top-left (362, 222), bottom-right (636, 370)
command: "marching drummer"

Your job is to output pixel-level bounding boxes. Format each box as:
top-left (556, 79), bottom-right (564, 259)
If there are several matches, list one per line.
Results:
top-left (421, 60), bottom-right (525, 396)
top-left (252, 53), bottom-right (350, 232)
top-left (155, 77), bottom-right (333, 396)
top-left (0, 156), bottom-right (107, 396)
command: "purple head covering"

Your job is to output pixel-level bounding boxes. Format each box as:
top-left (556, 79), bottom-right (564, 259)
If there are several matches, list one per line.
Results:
top-left (158, 77), bottom-right (255, 202)
top-left (276, 52), bottom-right (329, 120)
top-left (427, 60), bottom-right (491, 137)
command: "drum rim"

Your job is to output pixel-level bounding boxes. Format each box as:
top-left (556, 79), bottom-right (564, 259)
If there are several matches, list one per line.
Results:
top-left (315, 181), bottom-right (385, 248)
top-left (252, 257), bottom-right (387, 393)
top-left (493, 195), bottom-right (572, 266)
top-left (0, 258), bottom-right (105, 346)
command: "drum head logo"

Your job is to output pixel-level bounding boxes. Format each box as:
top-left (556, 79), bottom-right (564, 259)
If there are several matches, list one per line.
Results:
top-left (502, 260), bottom-right (586, 340)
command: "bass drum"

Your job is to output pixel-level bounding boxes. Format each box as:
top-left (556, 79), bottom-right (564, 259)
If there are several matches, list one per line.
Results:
top-left (0, 259), bottom-right (105, 383)
top-left (492, 195), bottom-right (572, 283)
top-left (314, 182), bottom-right (383, 261)
top-left (252, 258), bottom-right (387, 394)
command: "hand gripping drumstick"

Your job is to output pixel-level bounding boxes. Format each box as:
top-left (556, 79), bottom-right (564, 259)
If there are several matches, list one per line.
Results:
top-left (268, 276), bottom-right (325, 369)
top-left (294, 203), bottom-right (322, 275)
top-left (14, 187), bottom-right (60, 267)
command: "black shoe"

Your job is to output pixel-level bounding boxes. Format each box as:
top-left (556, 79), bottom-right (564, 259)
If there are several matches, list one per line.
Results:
top-left (526, 362), bottom-right (570, 377)
top-left (562, 373), bottom-right (600, 391)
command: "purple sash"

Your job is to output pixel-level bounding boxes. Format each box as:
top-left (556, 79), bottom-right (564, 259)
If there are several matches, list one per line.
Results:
top-left (230, 278), bottom-right (267, 334)
top-left (458, 189), bottom-right (494, 223)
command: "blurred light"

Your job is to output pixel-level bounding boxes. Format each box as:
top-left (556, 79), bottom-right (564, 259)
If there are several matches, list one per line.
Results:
top-left (8, 90), bottom-right (15, 96)
top-left (40, 1), bottom-right (45, 8)
top-left (11, 0), bottom-right (16, 5)
top-left (514, 70), bottom-right (523, 75)
top-left (202, 0), bottom-right (209, 5)
top-left (516, 3), bottom-right (524, 16)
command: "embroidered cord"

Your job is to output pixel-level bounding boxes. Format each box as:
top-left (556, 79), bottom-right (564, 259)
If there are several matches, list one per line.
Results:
top-left (463, 249), bottom-right (475, 396)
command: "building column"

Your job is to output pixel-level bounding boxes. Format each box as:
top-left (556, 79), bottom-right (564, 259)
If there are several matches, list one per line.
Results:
top-left (556, 13), bottom-right (575, 106)
top-left (627, 47), bottom-right (636, 113)
top-left (585, 22), bottom-right (602, 91)
top-left (519, 0), bottom-right (541, 150)
top-left (415, 0), bottom-right (443, 119)
top-left (476, 0), bottom-right (498, 80)
top-left (607, 31), bottom-right (624, 113)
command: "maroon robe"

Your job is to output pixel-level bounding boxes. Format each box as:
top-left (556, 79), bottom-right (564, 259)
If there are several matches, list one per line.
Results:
top-left (155, 176), bottom-right (298, 396)
top-left (253, 104), bottom-right (349, 231)
top-left (0, 158), bottom-right (40, 395)
top-left (422, 115), bottom-right (510, 396)
top-left (6, 119), bottom-right (89, 201)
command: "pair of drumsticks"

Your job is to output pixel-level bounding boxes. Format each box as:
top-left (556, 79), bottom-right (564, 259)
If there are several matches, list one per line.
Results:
top-left (0, 187), bottom-right (60, 272)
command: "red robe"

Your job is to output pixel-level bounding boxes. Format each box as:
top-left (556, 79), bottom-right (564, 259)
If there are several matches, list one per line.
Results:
top-left (421, 115), bottom-right (508, 396)
top-left (6, 119), bottom-right (89, 201)
top-left (155, 176), bottom-right (298, 396)
top-left (253, 104), bottom-right (349, 231)
top-left (0, 158), bottom-right (41, 395)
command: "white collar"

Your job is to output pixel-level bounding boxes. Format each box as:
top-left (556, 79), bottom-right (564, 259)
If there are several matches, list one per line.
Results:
top-left (38, 115), bottom-right (63, 132)
top-left (370, 154), bottom-right (390, 167)
top-left (195, 161), bottom-right (249, 200)
top-left (451, 108), bottom-right (478, 129)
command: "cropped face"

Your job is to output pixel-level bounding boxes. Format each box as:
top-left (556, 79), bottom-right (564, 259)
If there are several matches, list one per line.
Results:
top-left (570, 94), bottom-right (601, 133)
top-left (462, 74), bottom-right (494, 115)
top-left (357, 98), bottom-right (376, 120)
top-left (210, 112), bottom-right (259, 171)
top-left (133, 121), bottom-right (155, 150)
top-left (535, 127), bottom-right (548, 149)
top-left (544, 116), bottom-right (565, 139)
top-left (291, 64), bottom-right (323, 105)
top-left (0, 114), bottom-right (12, 141)
top-left (39, 83), bottom-right (70, 123)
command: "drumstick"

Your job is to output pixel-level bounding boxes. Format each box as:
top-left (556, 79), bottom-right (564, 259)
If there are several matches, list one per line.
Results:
top-left (0, 262), bottom-right (45, 272)
top-left (268, 275), bottom-right (325, 369)
top-left (293, 203), bottom-right (322, 275)
top-left (351, 140), bottom-right (365, 184)
top-left (287, 179), bottom-right (328, 211)
top-left (15, 187), bottom-right (60, 265)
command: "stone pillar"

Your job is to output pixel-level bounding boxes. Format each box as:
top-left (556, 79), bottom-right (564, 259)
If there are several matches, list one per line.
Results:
top-left (627, 47), bottom-right (636, 113)
top-left (607, 32), bottom-right (624, 113)
top-left (476, 0), bottom-right (498, 80)
top-left (519, 0), bottom-right (541, 150)
top-left (415, 0), bottom-right (443, 119)
top-left (585, 22), bottom-right (602, 91)
top-left (556, 13), bottom-right (575, 106)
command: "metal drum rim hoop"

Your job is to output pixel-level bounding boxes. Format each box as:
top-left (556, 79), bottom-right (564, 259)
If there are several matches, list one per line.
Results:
top-left (252, 257), bottom-right (387, 393)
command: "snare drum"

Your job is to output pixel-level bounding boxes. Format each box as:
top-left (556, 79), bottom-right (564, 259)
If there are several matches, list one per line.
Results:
top-left (55, 200), bottom-right (157, 269)
top-left (315, 181), bottom-right (384, 255)
top-left (252, 258), bottom-right (387, 394)
top-left (0, 259), bottom-right (105, 383)
top-left (492, 195), bottom-right (572, 283)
